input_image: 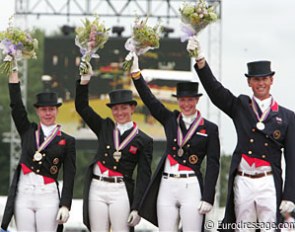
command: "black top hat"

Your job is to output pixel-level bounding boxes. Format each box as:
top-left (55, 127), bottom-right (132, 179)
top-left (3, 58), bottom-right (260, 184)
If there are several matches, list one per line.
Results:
top-left (245, 60), bottom-right (275, 78)
top-left (34, 92), bottom-right (62, 107)
top-left (172, 82), bottom-right (203, 98)
top-left (106, 89), bottom-right (137, 108)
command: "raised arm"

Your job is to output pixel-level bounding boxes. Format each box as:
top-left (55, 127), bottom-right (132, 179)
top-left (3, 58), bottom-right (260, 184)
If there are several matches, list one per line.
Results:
top-left (187, 36), bottom-right (238, 118)
top-left (75, 60), bottom-right (103, 134)
top-left (126, 52), bottom-right (173, 125)
top-left (8, 71), bottom-right (31, 135)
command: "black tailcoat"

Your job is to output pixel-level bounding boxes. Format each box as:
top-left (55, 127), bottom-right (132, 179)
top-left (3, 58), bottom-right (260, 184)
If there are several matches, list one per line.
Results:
top-left (132, 76), bottom-right (220, 228)
top-left (195, 62), bottom-right (295, 231)
top-left (75, 81), bottom-right (153, 231)
top-left (1, 83), bottom-right (76, 231)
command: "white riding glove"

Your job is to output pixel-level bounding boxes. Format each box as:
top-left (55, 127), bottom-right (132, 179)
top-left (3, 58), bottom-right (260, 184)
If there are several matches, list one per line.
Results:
top-left (125, 52), bottom-right (140, 74)
top-left (186, 35), bottom-right (205, 60)
top-left (4, 55), bottom-right (18, 72)
top-left (198, 201), bottom-right (213, 214)
top-left (127, 210), bottom-right (141, 227)
top-left (56, 206), bottom-right (70, 224)
top-left (280, 200), bottom-right (295, 214)
top-left (79, 59), bottom-right (93, 81)
top-left (0, 228), bottom-right (10, 232)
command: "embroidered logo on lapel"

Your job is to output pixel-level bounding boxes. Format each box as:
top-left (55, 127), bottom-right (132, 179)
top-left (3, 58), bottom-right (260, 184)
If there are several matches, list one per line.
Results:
top-left (273, 130), bottom-right (281, 140)
top-left (188, 154), bottom-right (199, 164)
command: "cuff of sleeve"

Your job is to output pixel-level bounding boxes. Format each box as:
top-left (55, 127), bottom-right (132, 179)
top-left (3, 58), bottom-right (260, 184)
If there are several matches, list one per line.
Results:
top-left (131, 71), bottom-right (141, 80)
top-left (81, 74), bottom-right (91, 81)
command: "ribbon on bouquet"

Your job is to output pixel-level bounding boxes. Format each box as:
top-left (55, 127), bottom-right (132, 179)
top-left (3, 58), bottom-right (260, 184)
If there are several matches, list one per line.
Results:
top-left (180, 23), bottom-right (196, 42)
top-left (124, 37), bottom-right (152, 56)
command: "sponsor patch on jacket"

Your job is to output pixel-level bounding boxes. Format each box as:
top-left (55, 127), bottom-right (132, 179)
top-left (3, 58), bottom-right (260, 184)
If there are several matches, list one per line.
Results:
top-left (129, 145), bottom-right (138, 154)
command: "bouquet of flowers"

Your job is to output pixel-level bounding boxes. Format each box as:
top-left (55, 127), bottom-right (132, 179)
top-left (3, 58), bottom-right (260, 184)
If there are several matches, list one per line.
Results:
top-left (179, 0), bottom-right (218, 57)
top-left (0, 17), bottom-right (38, 75)
top-left (75, 16), bottom-right (109, 75)
top-left (123, 16), bottom-right (161, 71)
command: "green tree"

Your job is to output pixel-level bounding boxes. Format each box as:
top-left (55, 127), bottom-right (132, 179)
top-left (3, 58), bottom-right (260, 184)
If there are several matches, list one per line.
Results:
top-left (219, 155), bottom-right (232, 207)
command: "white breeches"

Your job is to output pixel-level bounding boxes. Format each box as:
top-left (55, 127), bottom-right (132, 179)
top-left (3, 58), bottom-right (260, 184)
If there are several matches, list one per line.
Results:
top-left (157, 175), bottom-right (203, 232)
top-left (15, 182), bottom-right (59, 232)
top-left (234, 175), bottom-right (277, 232)
top-left (88, 179), bottom-right (130, 232)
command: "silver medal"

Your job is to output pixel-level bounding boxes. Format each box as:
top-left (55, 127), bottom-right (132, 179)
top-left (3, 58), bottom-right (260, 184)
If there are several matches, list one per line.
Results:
top-left (256, 122), bottom-right (265, 130)
top-left (177, 148), bottom-right (184, 157)
top-left (113, 151), bottom-right (122, 162)
top-left (33, 152), bottom-right (42, 161)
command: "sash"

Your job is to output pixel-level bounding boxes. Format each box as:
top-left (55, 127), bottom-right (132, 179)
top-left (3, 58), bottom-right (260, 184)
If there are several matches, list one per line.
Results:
top-left (176, 112), bottom-right (202, 156)
top-left (112, 122), bottom-right (138, 161)
top-left (34, 124), bottom-right (61, 161)
top-left (251, 97), bottom-right (275, 130)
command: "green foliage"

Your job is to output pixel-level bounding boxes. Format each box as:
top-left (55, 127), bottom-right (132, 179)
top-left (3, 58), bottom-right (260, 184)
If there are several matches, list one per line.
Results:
top-left (219, 154), bottom-right (232, 207)
top-left (179, 0), bottom-right (218, 31)
top-left (73, 150), bottom-right (95, 198)
top-left (0, 17), bottom-right (38, 75)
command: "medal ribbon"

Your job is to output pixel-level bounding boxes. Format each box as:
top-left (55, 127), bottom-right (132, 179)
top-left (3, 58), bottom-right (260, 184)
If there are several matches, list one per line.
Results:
top-left (35, 124), bottom-right (61, 153)
top-left (113, 122), bottom-right (138, 152)
top-left (177, 112), bottom-right (202, 148)
top-left (251, 97), bottom-right (273, 123)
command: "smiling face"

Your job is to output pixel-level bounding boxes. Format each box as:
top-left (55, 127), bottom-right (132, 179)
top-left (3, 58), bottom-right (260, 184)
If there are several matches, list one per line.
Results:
top-left (177, 96), bottom-right (199, 116)
top-left (247, 76), bottom-right (273, 100)
top-left (35, 106), bottom-right (58, 126)
top-left (111, 104), bottom-right (135, 124)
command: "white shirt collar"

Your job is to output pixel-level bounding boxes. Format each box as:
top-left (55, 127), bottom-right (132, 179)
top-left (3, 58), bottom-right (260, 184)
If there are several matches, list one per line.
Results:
top-left (253, 96), bottom-right (272, 112)
top-left (40, 123), bottom-right (57, 137)
top-left (182, 111), bottom-right (198, 129)
top-left (116, 121), bottom-right (134, 135)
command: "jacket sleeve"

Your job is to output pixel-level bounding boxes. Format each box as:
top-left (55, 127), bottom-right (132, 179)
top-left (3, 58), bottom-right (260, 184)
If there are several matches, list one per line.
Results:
top-left (9, 83), bottom-right (31, 135)
top-left (282, 111), bottom-right (295, 203)
top-left (75, 80), bottom-right (103, 135)
top-left (131, 136), bottom-right (153, 210)
top-left (60, 136), bottom-right (76, 209)
top-left (194, 62), bottom-right (238, 118)
top-left (132, 75), bottom-right (173, 125)
top-left (202, 124), bottom-right (220, 204)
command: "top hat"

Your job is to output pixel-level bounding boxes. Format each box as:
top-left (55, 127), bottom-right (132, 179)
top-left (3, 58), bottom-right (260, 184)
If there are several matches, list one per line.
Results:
top-left (106, 89), bottom-right (137, 108)
top-left (172, 82), bottom-right (203, 98)
top-left (34, 92), bottom-right (62, 107)
top-left (245, 60), bottom-right (275, 78)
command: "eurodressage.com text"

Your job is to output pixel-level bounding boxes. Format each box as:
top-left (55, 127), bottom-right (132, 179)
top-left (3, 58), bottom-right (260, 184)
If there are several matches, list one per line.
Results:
top-left (204, 220), bottom-right (295, 230)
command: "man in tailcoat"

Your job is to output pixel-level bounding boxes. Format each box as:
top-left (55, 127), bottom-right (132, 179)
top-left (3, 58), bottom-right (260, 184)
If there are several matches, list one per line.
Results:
top-left (1, 69), bottom-right (76, 231)
top-left (125, 52), bottom-right (220, 232)
top-left (75, 60), bottom-right (153, 232)
top-left (188, 36), bottom-right (295, 231)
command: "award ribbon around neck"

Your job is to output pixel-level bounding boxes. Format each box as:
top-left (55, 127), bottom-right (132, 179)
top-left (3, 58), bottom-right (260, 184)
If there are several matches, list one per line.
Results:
top-left (251, 97), bottom-right (273, 130)
top-left (177, 112), bottom-right (202, 157)
top-left (113, 122), bottom-right (138, 162)
top-left (34, 124), bottom-right (61, 161)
